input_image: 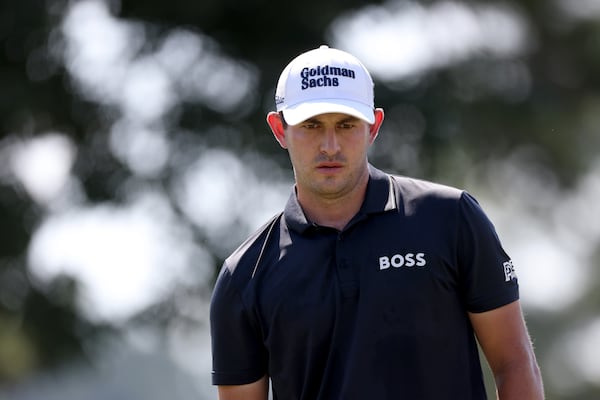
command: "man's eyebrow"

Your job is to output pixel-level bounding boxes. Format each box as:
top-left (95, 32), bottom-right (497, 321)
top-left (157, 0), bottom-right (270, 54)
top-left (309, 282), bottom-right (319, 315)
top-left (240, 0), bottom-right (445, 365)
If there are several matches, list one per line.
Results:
top-left (337, 116), bottom-right (360, 124)
top-left (302, 116), bottom-right (360, 124)
top-left (302, 117), bottom-right (321, 124)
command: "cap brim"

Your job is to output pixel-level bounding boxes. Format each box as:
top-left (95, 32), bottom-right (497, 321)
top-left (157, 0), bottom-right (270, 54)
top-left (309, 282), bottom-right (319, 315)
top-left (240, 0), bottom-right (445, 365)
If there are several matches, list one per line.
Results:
top-left (282, 100), bottom-right (375, 126)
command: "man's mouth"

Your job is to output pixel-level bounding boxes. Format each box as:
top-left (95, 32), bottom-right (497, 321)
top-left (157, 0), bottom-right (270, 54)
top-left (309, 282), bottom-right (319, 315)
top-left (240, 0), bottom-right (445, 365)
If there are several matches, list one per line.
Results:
top-left (316, 162), bottom-right (343, 172)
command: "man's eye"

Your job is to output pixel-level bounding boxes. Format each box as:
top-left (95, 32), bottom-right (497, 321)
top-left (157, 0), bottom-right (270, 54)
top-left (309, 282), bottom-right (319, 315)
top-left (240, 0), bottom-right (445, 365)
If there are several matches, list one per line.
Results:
top-left (303, 123), bottom-right (319, 129)
top-left (339, 123), bottom-right (354, 129)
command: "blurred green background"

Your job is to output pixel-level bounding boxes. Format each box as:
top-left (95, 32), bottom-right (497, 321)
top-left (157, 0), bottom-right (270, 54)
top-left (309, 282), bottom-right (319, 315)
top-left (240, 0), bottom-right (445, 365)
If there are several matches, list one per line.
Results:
top-left (1, 0), bottom-right (599, 398)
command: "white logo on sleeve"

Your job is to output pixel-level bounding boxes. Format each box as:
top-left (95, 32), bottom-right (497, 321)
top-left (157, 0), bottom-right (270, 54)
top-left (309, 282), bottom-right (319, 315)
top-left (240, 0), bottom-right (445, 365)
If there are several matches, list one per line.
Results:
top-left (503, 260), bottom-right (517, 282)
top-left (379, 253), bottom-right (426, 270)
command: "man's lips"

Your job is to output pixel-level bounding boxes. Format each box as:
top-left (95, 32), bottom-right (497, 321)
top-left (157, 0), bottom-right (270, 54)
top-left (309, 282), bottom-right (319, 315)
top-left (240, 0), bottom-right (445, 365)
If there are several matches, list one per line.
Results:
top-left (316, 162), bottom-right (344, 172)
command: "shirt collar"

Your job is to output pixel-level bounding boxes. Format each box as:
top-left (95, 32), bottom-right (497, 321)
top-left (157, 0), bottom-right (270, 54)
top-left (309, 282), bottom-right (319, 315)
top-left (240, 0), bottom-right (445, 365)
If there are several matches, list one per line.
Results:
top-left (284, 164), bottom-right (398, 234)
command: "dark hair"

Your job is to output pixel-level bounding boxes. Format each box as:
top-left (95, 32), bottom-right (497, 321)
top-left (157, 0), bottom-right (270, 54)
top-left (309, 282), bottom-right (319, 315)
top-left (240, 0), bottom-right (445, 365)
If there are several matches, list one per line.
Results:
top-left (279, 111), bottom-right (289, 129)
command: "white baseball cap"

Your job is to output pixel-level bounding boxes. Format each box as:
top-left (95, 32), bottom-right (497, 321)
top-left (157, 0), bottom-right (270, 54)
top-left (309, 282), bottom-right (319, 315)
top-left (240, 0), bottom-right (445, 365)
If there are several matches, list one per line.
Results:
top-left (275, 45), bottom-right (375, 126)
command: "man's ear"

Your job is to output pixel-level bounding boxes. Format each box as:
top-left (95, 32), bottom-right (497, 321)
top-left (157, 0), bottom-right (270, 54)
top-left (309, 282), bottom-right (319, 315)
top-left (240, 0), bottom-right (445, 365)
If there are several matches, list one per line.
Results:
top-left (266, 112), bottom-right (288, 149)
top-left (369, 108), bottom-right (385, 144)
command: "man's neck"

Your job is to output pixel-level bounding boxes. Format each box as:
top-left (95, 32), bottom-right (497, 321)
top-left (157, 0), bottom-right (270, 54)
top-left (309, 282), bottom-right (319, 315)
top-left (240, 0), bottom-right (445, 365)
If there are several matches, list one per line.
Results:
top-left (297, 172), bottom-right (369, 231)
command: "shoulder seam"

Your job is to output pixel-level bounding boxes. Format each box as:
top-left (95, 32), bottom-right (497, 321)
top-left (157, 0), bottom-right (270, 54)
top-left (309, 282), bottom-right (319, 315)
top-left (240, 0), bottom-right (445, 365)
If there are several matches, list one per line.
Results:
top-left (251, 211), bottom-right (283, 278)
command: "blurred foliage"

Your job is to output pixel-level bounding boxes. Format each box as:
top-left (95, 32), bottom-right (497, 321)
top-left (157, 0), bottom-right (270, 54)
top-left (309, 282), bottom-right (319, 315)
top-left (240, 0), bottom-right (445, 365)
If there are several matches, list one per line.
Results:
top-left (1, 0), bottom-right (600, 398)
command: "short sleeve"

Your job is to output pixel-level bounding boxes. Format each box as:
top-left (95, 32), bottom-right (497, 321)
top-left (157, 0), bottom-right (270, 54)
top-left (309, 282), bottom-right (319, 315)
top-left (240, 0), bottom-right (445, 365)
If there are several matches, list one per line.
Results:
top-left (210, 263), bottom-right (268, 385)
top-left (457, 192), bottom-right (519, 313)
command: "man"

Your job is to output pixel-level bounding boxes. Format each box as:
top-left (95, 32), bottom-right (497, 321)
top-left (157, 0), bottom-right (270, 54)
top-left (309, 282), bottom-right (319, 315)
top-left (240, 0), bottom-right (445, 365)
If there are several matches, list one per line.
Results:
top-left (210, 45), bottom-right (544, 399)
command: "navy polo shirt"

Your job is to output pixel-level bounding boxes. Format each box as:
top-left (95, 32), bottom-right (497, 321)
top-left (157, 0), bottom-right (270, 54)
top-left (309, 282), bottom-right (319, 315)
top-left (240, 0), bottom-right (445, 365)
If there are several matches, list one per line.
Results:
top-left (210, 165), bottom-right (519, 400)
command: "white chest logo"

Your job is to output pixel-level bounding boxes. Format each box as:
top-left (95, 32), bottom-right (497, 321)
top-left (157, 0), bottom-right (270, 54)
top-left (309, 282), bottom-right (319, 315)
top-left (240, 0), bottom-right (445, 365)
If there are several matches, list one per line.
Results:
top-left (379, 253), bottom-right (427, 270)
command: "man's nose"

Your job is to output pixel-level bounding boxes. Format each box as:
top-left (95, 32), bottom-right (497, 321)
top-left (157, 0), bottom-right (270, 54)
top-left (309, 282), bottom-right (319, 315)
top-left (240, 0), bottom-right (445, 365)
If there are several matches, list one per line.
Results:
top-left (320, 128), bottom-right (340, 155)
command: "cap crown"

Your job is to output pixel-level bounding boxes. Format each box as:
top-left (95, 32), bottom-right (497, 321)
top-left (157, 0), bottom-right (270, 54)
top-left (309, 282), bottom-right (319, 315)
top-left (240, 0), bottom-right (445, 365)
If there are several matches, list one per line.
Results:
top-left (275, 45), bottom-right (375, 125)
